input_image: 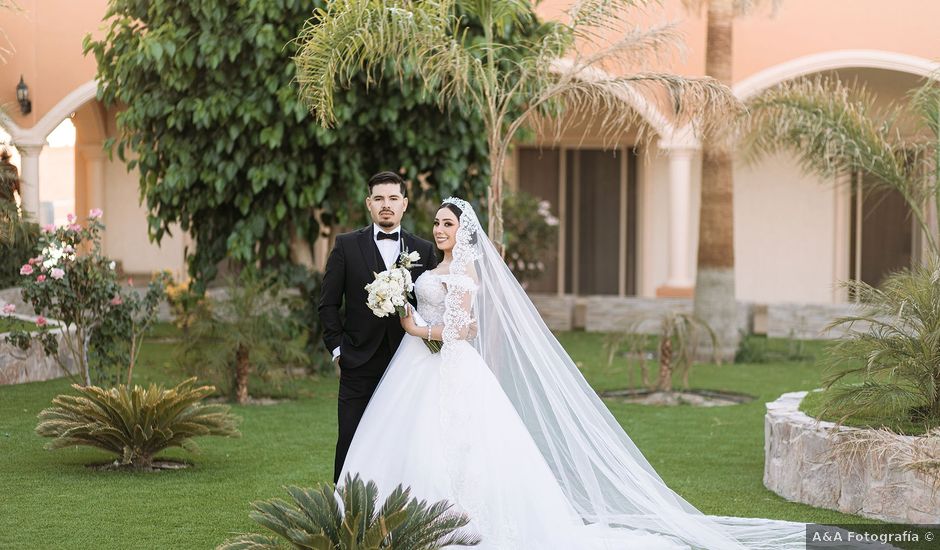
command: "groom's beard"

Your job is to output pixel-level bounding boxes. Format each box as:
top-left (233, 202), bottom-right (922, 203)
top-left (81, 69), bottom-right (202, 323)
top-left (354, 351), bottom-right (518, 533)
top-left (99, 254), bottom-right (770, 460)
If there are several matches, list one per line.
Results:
top-left (376, 215), bottom-right (397, 229)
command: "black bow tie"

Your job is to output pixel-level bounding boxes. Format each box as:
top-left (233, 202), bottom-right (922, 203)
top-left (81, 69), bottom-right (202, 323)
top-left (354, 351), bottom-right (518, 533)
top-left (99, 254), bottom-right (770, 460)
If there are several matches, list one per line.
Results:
top-left (376, 232), bottom-right (399, 241)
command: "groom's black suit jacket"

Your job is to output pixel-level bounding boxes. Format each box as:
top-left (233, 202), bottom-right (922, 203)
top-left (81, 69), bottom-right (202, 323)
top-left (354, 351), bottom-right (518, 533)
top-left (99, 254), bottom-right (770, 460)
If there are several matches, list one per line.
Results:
top-left (319, 225), bottom-right (438, 369)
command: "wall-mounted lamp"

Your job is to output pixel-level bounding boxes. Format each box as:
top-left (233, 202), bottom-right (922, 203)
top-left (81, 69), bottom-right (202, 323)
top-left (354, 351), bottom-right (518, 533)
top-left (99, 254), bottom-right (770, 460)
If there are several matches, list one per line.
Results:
top-left (16, 76), bottom-right (31, 115)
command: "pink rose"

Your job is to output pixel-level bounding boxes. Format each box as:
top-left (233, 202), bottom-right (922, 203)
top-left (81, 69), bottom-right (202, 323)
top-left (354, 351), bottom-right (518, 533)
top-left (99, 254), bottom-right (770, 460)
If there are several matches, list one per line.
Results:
top-left (50, 268), bottom-right (65, 280)
top-left (68, 224), bottom-right (82, 232)
top-left (36, 274), bottom-right (46, 283)
top-left (41, 224), bottom-right (55, 233)
top-left (36, 316), bottom-right (47, 327)
top-left (20, 264), bottom-right (33, 276)
top-left (127, 277), bottom-right (134, 286)
top-left (2, 303), bottom-right (15, 315)
top-left (89, 208), bottom-right (103, 219)
top-left (27, 257), bottom-right (37, 266)
top-left (66, 213), bottom-right (76, 223)
top-left (110, 295), bottom-right (123, 306)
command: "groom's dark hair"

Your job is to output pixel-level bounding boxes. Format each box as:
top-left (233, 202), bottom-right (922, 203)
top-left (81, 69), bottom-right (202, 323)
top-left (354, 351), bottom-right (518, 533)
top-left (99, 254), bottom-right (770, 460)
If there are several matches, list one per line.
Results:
top-left (367, 171), bottom-right (406, 196)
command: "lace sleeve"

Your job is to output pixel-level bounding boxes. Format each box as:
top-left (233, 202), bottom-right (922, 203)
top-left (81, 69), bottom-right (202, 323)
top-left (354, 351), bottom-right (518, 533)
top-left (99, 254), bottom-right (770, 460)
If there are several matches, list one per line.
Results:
top-left (440, 273), bottom-right (478, 346)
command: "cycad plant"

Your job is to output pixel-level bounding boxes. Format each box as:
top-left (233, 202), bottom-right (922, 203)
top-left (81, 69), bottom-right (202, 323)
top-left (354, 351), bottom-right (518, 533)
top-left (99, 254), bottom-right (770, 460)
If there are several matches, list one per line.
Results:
top-left (820, 260), bottom-right (940, 425)
top-left (218, 474), bottom-right (479, 550)
top-left (35, 377), bottom-right (241, 470)
top-left (743, 73), bottom-right (940, 256)
top-left (294, 0), bottom-right (738, 249)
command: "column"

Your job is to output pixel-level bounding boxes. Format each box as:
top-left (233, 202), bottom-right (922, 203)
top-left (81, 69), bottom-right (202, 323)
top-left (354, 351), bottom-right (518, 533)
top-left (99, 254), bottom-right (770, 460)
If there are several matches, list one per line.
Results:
top-left (15, 140), bottom-right (44, 222)
top-left (656, 143), bottom-right (699, 297)
top-left (78, 145), bottom-right (106, 212)
top-left (79, 145), bottom-right (107, 250)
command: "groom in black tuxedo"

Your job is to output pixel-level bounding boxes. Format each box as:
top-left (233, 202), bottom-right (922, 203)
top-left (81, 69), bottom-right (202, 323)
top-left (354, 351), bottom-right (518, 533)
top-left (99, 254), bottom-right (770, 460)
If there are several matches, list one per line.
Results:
top-left (319, 171), bottom-right (438, 483)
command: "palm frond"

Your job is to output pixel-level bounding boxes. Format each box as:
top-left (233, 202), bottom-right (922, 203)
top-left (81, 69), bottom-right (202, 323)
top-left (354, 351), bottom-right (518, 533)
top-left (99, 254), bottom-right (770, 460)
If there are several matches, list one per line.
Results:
top-left (742, 76), bottom-right (913, 191)
top-left (819, 381), bottom-right (922, 423)
top-left (566, 0), bottom-right (650, 40)
top-left (741, 75), bottom-right (940, 252)
top-left (215, 532), bottom-right (283, 550)
top-left (829, 427), bottom-right (940, 489)
top-left (461, 0), bottom-right (532, 29)
top-left (521, 61), bottom-right (738, 149)
top-left (220, 475), bottom-right (478, 549)
top-left (821, 259), bottom-right (940, 423)
top-left (574, 22), bottom-right (686, 76)
top-left (294, 0), bottom-right (481, 126)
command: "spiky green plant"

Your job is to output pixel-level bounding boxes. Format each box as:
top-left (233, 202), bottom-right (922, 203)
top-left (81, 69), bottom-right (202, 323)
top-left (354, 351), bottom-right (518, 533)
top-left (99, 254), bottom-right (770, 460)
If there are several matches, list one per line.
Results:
top-left (177, 268), bottom-right (311, 404)
top-left (294, 0), bottom-right (738, 250)
top-left (657, 311), bottom-right (719, 392)
top-left (743, 73), bottom-right (940, 256)
top-left (218, 474), bottom-right (479, 550)
top-left (820, 259), bottom-right (940, 425)
top-left (35, 377), bottom-right (241, 469)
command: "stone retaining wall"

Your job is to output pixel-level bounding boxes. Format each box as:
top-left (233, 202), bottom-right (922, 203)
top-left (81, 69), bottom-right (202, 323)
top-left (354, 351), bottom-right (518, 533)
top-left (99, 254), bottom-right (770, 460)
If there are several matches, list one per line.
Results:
top-left (529, 294), bottom-right (869, 340)
top-left (0, 316), bottom-right (78, 385)
top-left (764, 391), bottom-right (940, 524)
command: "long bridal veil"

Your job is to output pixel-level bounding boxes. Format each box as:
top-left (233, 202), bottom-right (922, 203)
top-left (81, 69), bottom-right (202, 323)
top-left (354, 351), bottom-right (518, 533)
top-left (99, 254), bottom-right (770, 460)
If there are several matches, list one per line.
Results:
top-left (440, 197), bottom-right (807, 550)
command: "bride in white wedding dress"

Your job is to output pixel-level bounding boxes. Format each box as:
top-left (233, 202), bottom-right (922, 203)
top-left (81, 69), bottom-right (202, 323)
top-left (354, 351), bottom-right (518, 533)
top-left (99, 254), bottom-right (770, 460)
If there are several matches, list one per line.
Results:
top-left (339, 197), bottom-right (808, 549)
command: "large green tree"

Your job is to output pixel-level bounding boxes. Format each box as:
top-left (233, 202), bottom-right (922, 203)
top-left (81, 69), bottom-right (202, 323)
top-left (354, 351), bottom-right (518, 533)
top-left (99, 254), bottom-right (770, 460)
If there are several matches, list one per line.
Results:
top-left (84, 0), bottom-right (499, 287)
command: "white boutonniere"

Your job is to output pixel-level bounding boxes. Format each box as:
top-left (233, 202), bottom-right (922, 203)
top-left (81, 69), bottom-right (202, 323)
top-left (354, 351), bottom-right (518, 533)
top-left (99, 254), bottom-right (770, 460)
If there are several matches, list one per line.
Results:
top-left (395, 248), bottom-right (422, 269)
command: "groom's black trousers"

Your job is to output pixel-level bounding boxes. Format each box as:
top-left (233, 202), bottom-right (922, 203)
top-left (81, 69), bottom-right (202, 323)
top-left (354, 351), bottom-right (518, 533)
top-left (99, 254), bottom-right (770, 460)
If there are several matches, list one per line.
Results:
top-left (334, 338), bottom-right (394, 483)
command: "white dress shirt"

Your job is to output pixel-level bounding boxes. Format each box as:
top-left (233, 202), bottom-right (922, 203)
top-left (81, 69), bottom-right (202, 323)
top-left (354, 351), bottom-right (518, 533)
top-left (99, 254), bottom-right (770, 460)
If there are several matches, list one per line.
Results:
top-left (373, 223), bottom-right (402, 270)
top-left (333, 224), bottom-right (402, 361)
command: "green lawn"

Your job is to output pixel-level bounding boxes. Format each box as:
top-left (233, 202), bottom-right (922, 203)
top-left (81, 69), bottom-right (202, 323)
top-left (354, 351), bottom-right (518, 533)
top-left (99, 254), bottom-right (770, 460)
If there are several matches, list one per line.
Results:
top-left (0, 327), bottom-right (865, 549)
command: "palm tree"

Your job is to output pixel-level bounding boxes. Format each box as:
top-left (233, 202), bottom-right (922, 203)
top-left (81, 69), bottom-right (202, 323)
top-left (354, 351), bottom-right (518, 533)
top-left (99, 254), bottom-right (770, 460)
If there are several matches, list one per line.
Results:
top-left (680, 0), bottom-right (781, 362)
top-left (294, 0), bottom-right (738, 250)
top-left (742, 73), bottom-right (940, 258)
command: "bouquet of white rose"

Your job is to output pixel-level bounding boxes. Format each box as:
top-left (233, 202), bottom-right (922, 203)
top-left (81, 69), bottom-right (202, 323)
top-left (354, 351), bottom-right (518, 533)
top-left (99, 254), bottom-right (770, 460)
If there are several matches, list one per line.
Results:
top-left (364, 249), bottom-right (441, 353)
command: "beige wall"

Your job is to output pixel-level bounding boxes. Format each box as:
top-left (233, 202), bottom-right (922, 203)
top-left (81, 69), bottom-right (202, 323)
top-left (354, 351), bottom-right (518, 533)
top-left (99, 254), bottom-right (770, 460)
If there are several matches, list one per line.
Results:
top-left (0, 0), bottom-right (106, 129)
top-left (734, 152), bottom-right (839, 304)
top-left (535, 0), bottom-right (940, 82)
top-left (101, 111), bottom-right (187, 279)
top-left (37, 144), bottom-right (74, 226)
top-left (101, 154), bottom-right (186, 278)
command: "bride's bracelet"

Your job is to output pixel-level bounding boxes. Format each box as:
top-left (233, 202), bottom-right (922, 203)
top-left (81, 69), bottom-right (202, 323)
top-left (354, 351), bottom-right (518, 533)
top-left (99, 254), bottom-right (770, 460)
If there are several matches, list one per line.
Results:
top-left (427, 325), bottom-right (432, 340)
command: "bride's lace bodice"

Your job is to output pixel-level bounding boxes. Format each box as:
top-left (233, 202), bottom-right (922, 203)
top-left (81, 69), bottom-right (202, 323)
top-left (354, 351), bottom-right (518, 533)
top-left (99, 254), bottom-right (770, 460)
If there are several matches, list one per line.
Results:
top-left (415, 271), bottom-right (447, 325)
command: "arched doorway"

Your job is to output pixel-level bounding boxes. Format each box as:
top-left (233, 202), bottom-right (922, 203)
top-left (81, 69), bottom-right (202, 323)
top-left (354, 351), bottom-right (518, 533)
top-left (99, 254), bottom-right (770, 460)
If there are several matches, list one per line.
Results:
top-left (732, 50), bottom-right (939, 303)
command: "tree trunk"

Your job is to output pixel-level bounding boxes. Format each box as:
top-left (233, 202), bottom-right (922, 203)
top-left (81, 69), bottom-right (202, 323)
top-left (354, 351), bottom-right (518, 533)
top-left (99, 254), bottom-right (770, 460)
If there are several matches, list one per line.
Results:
top-left (126, 333), bottom-right (137, 387)
top-left (488, 145), bottom-right (505, 256)
top-left (694, 0), bottom-right (739, 362)
top-left (657, 328), bottom-right (673, 392)
top-left (235, 344), bottom-right (250, 404)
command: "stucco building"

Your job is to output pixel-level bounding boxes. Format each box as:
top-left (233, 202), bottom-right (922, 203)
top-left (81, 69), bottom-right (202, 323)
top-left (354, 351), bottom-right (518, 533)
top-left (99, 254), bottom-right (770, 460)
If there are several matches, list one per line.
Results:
top-left (1, 1), bottom-right (937, 312)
